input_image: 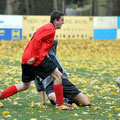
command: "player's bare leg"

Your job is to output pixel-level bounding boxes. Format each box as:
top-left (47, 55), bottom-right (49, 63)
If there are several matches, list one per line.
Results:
top-left (51, 68), bottom-right (63, 85)
top-left (0, 82), bottom-right (31, 100)
top-left (50, 68), bottom-right (63, 106)
top-left (48, 92), bottom-right (56, 105)
top-left (51, 68), bottom-right (73, 110)
top-left (72, 92), bottom-right (91, 106)
top-left (15, 82), bottom-right (31, 92)
top-left (48, 92), bottom-right (56, 101)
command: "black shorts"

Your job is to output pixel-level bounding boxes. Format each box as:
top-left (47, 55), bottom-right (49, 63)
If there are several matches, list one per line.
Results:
top-left (45, 78), bottom-right (81, 100)
top-left (22, 56), bottom-right (57, 82)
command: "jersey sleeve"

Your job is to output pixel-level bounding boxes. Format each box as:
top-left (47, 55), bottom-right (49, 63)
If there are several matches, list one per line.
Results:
top-left (31, 29), bottom-right (55, 60)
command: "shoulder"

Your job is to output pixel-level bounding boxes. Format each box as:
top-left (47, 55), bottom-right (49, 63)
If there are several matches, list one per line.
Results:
top-left (43, 23), bottom-right (55, 31)
top-left (37, 23), bottom-right (55, 32)
top-left (35, 23), bottom-right (55, 37)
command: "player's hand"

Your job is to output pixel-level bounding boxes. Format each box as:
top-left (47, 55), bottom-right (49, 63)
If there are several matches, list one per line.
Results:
top-left (27, 57), bottom-right (36, 65)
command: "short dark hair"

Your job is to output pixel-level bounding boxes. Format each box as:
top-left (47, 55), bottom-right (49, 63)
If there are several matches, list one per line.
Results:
top-left (50, 10), bottom-right (64, 23)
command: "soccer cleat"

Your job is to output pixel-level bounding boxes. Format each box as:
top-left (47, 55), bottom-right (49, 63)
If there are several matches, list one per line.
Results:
top-left (49, 98), bottom-right (72, 105)
top-left (56, 104), bottom-right (74, 110)
top-left (49, 99), bottom-right (56, 105)
top-left (64, 98), bottom-right (79, 106)
top-left (117, 77), bottom-right (120, 88)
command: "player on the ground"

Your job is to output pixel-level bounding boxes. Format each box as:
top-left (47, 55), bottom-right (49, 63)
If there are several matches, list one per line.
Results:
top-left (34, 40), bottom-right (90, 107)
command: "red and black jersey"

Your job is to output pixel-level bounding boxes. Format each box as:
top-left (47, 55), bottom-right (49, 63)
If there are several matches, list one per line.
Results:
top-left (22, 23), bottom-right (55, 66)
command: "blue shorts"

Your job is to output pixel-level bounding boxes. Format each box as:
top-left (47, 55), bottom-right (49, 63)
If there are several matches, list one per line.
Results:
top-left (45, 78), bottom-right (81, 100)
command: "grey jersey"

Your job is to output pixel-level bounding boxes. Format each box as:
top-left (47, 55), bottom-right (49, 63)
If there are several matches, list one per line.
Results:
top-left (34, 40), bottom-right (68, 91)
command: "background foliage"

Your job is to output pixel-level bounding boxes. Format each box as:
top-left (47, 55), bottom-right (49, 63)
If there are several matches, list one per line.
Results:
top-left (0, 0), bottom-right (120, 16)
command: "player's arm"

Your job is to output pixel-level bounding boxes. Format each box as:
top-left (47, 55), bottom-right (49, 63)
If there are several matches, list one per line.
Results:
top-left (27, 29), bottom-right (55, 65)
top-left (30, 29), bottom-right (55, 64)
top-left (38, 91), bottom-right (45, 105)
top-left (34, 76), bottom-right (45, 105)
top-left (34, 91), bottom-right (45, 105)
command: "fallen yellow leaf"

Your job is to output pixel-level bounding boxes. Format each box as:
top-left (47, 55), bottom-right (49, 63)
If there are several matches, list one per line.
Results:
top-left (109, 113), bottom-right (112, 117)
top-left (2, 111), bottom-right (10, 115)
top-left (30, 118), bottom-right (37, 120)
top-left (72, 103), bottom-right (78, 108)
top-left (111, 92), bottom-right (116, 95)
top-left (5, 115), bottom-right (11, 118)
top-left (71, 113), bottom-right (78, 117)
top-left (115, 108), bottom-right (120, 111)
top-left (0, 102), bottom-right (3, 107)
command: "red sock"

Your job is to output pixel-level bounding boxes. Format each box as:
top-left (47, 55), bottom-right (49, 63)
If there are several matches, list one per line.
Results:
top-left (53, 84), bottom-right (63, 106)
top-left (0, 85), bottom-right (18, 100)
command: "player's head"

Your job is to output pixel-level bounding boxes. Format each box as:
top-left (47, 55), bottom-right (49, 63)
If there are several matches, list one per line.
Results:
top-left (50, 10), bottom-right (64, 29)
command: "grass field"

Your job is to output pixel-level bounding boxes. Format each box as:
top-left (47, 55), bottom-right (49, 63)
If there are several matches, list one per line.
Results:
top-left (0, 39), bottom-right (120, 120)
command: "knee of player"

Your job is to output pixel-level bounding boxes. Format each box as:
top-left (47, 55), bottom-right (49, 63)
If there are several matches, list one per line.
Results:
top-left (48, 92), bottom-right (56, 100)
top-left (81, 94), bottom-right (91, 106)
top-left (58, 71), bottom-right (63, 79)
top-left (51, 68), bottom-right (63, 78)
top-left (23, 86), bottom-right (29, 91)
top-left (55, 71), bottom-right (63, 80)
top-left (55, 68), bottom-right (63, 77)
top-left (82, 101), bottom-right (91, 106)
top-left (19, 83), bottom-right (29, 91)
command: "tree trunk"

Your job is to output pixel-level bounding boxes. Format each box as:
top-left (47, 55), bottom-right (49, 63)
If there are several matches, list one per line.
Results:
top-left (0, 1), bottom-right (7, 14)
top-left (118, 0), bottom-right (120, 15)
top-left (5, 0), bottom-right (20, 14)
top-left (25, 0), bottom-right (30, 14)
top-left (92, 0), bottom-right (98, 16)
top-left (53, 0), bottom-right (58, 10)
top-left (62, 0), bottom-right (65, 13)
top-left (111, 0), bottom-right (117, 15)
top-left (5, 0), bottom-right (14, 14)
top-left (31, 0), bottom-right (34, 14)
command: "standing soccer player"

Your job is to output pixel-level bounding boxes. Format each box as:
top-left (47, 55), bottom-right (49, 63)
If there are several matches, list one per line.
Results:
top-left (0, 10), bottom-right (70, 110)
